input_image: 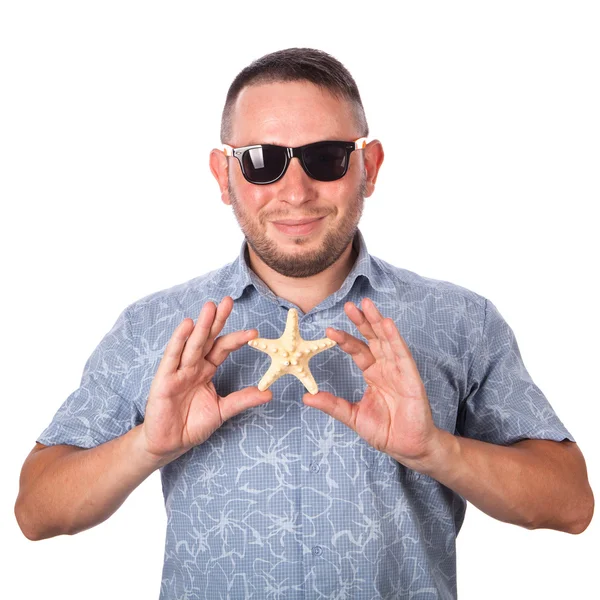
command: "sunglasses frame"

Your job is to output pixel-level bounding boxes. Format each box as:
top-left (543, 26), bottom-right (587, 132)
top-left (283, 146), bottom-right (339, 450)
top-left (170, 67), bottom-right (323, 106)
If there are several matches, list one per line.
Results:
top-left (222, 137), bottom-right (368, 185)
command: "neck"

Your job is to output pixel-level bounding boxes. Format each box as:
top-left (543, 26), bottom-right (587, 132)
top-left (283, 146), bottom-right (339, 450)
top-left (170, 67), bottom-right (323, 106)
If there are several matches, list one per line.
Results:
top-left (247, 240), bottom-right (359, 315)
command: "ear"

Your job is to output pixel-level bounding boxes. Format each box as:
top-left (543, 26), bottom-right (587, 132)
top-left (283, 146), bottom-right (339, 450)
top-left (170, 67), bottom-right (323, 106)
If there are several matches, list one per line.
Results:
top-left (209, 148), bottom-right (231, 206)
top-left (363, 140), bottom-right (384, 198)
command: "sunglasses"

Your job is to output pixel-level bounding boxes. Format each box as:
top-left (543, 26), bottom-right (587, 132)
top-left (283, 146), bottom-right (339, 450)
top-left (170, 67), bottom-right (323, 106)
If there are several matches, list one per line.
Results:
top-left (222, 137), bottom-right (368, 185)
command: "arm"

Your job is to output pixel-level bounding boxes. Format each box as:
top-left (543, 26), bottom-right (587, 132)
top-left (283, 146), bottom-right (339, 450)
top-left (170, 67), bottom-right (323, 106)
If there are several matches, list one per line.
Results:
top-left (16, 297), bottom-right (270, 542)
top-left (306, 298), bottom-right (593, 534)
top-left (417, 432), bottom-right (595, 534)
top-left (14, 424), bottom-right (174, 541)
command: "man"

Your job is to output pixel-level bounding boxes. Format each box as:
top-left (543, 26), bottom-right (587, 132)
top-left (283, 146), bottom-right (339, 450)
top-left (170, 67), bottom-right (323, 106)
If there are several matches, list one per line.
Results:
top-left (15, 48), bottom-right (593, 599)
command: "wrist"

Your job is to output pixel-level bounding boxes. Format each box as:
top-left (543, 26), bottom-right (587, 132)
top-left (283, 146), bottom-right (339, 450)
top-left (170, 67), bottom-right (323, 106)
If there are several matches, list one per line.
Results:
top-left (388, 428), bottom-right (460, 479)
top-left (418, 428), bottom-right (461, 480)
top-left (130, 424), bottom-right (185, 470)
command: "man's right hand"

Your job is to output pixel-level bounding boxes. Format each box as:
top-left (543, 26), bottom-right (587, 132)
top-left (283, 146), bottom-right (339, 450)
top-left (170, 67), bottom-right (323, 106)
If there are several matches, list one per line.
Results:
top-left (141, 295), bottom-right (272, 463)
top-left (15, 295), bottom-right (270, 541)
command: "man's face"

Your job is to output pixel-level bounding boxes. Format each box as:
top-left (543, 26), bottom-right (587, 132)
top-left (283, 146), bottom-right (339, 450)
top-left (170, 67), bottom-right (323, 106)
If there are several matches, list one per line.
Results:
top-left (216, 80), bottom-right (373, 278)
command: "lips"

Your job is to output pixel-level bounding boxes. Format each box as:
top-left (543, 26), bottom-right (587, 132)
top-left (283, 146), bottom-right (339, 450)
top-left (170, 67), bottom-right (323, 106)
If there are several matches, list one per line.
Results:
top-left (272, 217), bottom-right (323, 226)
top-left (272, 216), bottom-right (325, 236)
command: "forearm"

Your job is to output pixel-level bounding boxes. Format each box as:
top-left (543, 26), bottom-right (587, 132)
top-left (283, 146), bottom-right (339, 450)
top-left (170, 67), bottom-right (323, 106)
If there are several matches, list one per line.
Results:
top-left (16, 424), bottom-right (176, 540)
top-left (401, 430), bottom-right (588, 533)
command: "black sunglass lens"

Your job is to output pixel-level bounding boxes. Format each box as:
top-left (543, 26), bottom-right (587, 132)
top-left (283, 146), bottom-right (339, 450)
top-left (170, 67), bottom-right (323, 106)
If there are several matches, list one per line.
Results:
top-left (241, 146), bottom-right (287, 183)
top-left (303, 143), bottom-right (348, 181)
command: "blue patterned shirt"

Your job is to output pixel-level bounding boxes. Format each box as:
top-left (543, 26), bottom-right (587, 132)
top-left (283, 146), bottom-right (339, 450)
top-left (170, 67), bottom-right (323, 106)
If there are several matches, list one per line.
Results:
top-left (38, 228), bottom-right (575, 599)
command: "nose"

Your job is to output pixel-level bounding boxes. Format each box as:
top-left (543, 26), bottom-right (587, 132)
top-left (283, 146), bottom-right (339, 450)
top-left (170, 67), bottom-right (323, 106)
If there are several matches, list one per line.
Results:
top-left (277, 156), bottom-right (315, 204)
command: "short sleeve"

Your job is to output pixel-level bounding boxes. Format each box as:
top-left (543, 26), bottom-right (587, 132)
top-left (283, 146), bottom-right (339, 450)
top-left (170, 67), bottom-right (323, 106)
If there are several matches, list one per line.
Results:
top-left (37, 306), bottom-right (143, 449)
top-left (456, 298), bottom-right (576, 445)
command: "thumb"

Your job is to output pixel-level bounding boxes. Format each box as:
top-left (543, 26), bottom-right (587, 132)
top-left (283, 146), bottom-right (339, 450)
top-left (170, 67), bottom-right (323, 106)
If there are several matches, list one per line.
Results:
top-left (303, 391), bottom-right (355, 430)
top-left (219, 387), bottom-right (272, 422)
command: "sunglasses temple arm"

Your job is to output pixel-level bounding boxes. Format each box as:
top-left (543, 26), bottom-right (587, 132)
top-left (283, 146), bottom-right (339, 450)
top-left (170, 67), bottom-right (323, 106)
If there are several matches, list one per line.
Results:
top-left (354, 137), bottom-right (368, 150)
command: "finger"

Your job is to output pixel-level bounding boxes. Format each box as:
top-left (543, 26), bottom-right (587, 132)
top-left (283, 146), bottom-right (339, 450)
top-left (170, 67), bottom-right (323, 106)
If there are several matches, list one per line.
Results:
top-left (157, 318), bottom-right (195, 376)
top-left (197, 296), bottom-right (236, 360)
top-left (204, 328), bottom-right (259, 368)
top-left (361, 298), bottom-right (413, 365)
top-left (219, 387), bottom-right (273, 422)
top-left (206, 296), bottom-right (234, 347)
top-left (382, 317), bottom-right (415, 365)
top-left (360, 298), bottom-right (395, 360)
top-left (344, 301), bottom-right (377, 341)
top-left (324, 327), bottom-right (376, 372)
top-left (179, 301), bottom-right (218, 368)
top-left (302, 390), bottom-right (357, 431)
top-left (182, 296), bottom-right (235, 367)
top-left (344, 300), bottom-right (387, 360)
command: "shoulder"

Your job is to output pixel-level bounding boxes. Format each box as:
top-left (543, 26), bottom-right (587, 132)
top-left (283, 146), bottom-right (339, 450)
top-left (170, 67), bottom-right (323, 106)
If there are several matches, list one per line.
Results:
top-left (365, 255), bottom-right (492, 375)
top-left (372, 255), bottom-right (487, 311)
top-left (124, 262), bottom-right (235, 325)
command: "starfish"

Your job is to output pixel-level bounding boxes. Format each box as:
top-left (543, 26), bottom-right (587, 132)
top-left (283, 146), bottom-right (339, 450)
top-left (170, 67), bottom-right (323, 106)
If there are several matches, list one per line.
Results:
top-left (247, 308), bottom-right (337, 395)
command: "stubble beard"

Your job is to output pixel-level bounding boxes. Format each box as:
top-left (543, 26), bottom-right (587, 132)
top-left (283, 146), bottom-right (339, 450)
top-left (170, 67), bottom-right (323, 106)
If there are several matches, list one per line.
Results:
top-left (227, 170), bottom-right (368, 278)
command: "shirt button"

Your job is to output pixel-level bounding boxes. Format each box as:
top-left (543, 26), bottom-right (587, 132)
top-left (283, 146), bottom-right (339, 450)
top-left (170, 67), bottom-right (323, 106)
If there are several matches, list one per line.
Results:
top-left (311, 545), bottom-right (323, 556)
top-left (310, 463), bottom-right (320, 473)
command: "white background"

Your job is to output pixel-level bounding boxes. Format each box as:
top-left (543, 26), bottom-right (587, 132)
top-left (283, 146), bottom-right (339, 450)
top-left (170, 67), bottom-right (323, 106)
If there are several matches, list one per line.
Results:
top-left (2, 1), bottom-right (598, 598)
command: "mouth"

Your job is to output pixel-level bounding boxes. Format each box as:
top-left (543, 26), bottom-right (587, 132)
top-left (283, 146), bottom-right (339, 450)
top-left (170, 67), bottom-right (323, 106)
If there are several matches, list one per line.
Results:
top-left (271, 216), bottom-right (325, 236)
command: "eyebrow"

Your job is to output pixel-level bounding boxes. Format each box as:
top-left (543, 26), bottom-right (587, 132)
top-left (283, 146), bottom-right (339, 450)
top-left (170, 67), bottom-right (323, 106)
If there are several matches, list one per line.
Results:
top-left (247, 139), bottom-right (343, 147)
top-left (238, 141), bottom-right (276, 147)
top-left (239, 141), bottom-right (284, 148)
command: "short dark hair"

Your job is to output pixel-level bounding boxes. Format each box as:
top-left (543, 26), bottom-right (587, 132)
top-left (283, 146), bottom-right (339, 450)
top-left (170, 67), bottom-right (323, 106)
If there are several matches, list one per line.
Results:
top-left (220, 47), bottom-right (369, 144)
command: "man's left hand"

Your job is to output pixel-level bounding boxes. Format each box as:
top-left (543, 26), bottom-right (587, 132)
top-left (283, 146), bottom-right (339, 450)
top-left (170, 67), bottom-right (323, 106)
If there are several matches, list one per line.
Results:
top-left (302, 297), bottom-right (443, 473)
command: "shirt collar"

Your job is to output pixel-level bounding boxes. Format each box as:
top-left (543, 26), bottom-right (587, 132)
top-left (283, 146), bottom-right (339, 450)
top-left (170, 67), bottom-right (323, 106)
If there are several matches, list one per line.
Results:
top-left (223, 227), bottom-right (393, 307)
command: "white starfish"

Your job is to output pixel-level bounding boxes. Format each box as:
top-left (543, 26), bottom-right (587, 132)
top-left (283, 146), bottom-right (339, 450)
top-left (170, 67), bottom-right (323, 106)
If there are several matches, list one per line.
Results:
top-left (247, 308), bottom-right (337, 395)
